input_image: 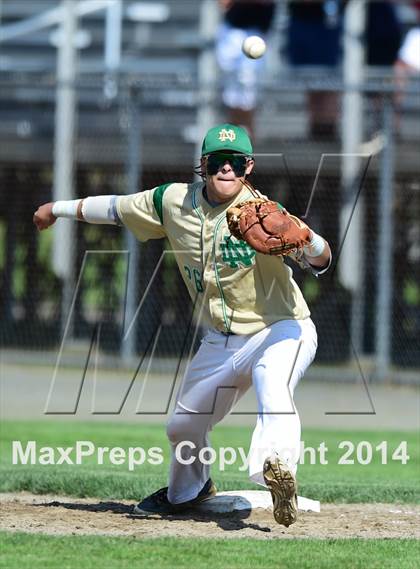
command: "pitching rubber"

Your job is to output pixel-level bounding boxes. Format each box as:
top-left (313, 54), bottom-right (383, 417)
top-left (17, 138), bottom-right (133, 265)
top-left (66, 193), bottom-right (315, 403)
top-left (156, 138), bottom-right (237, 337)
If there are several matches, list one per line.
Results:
top-left (263, 454), bottom-right (298, 527)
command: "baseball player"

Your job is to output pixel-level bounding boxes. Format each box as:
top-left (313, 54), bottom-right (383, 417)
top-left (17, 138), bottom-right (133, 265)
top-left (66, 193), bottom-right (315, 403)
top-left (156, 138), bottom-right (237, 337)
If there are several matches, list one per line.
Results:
top-left (33, 124), bottom-right (331, 527)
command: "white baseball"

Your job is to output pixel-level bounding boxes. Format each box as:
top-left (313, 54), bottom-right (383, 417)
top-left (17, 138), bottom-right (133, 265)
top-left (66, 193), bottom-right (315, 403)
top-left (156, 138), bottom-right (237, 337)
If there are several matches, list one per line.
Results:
top-left (242, 36), bottom-right (266, 59)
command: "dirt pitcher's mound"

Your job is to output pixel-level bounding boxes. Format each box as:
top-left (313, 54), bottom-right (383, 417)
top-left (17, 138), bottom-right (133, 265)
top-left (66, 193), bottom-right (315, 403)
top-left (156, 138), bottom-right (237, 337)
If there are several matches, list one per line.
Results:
top-left (0, 492), bottom-right (419, 540)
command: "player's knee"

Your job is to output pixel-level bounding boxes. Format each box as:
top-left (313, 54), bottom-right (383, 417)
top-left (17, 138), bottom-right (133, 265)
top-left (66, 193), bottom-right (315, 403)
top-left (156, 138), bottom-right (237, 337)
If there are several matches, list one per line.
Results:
top-left (166, 414), bottom-right (192, 445)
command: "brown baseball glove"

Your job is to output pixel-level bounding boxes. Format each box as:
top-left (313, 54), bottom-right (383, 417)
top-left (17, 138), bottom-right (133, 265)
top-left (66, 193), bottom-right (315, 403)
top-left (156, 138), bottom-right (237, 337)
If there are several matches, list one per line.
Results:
top-left (226, 198), bottom-right (311, 256)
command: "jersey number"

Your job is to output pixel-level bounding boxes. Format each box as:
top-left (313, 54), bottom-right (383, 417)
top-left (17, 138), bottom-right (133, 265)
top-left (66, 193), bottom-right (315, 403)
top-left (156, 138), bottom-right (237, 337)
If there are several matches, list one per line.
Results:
top-left (184, 265), bottom-right (204, 293)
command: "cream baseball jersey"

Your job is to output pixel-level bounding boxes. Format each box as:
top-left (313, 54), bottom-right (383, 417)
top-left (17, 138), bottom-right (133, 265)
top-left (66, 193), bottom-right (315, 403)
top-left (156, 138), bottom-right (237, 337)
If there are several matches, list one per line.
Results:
top-left (116, 181), bottom-right (310, 335)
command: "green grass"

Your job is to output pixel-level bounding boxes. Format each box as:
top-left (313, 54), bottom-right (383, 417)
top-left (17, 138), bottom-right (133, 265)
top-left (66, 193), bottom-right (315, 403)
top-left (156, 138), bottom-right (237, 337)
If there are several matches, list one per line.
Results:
top-left (0, 533), bottom-right (419, 569)
top-left (0, 421), bottom-right (419, 503)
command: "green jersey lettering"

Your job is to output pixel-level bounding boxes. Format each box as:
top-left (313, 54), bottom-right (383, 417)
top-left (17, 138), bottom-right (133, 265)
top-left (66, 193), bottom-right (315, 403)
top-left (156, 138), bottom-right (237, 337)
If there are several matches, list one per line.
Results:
top-left (220, 236), bottom-right (256, 269)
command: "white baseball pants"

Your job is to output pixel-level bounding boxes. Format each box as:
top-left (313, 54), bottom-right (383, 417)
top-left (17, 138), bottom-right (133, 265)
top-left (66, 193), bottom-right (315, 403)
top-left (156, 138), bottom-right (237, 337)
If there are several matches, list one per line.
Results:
top-left (166, 318), bottom-right (317, 504)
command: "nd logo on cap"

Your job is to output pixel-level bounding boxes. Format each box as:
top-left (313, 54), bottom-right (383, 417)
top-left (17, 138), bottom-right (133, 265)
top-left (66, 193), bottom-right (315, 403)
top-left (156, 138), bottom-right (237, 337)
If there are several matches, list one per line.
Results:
top-left (218, 128), bottom-right (237, 143)
top-left (201, 123), bottom-right (254, 156)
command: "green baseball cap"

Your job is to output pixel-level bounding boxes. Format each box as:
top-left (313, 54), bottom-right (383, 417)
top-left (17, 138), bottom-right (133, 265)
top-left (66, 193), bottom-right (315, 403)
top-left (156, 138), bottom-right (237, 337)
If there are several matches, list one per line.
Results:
top-left (201, 123), bottom-right (253, 156)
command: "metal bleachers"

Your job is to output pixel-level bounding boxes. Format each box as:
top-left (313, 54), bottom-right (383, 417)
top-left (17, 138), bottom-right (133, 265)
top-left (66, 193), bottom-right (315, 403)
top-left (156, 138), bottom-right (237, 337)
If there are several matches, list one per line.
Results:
top-left (0, 0), bottom-right (419, 173)
top-left (0, 0), bottom-right (206, 167)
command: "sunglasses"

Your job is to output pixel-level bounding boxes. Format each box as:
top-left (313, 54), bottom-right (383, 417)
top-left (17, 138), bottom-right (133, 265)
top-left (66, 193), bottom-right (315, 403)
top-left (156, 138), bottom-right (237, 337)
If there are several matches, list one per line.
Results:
top-left (205, 153), bottom-right (250, 176)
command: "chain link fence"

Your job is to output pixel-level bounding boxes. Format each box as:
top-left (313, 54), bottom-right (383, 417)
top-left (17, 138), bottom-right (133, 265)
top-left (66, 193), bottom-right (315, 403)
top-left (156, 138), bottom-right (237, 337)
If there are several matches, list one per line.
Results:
top-left (0, 70), bottom-right (419, 381)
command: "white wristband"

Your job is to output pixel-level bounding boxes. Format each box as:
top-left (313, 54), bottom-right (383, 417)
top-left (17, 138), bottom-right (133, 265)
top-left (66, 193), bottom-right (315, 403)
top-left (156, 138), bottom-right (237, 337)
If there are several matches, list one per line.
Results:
top-left (52, 196), bottom-right (119, 225)
top-left (52, 199), bottom-right (81, 219)
top-left (303, 231), bottom-right (325, 258)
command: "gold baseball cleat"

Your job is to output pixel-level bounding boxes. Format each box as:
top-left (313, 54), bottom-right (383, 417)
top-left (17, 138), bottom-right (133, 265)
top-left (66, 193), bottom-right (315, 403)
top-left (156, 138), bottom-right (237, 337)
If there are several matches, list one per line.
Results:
top-left (263, 454), bottom-right (298, 527)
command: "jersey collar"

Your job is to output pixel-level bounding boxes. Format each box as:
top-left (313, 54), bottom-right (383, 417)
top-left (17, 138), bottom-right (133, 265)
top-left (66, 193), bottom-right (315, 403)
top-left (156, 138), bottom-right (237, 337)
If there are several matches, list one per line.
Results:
top-left (199, 181), bottom-right (251, 216)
